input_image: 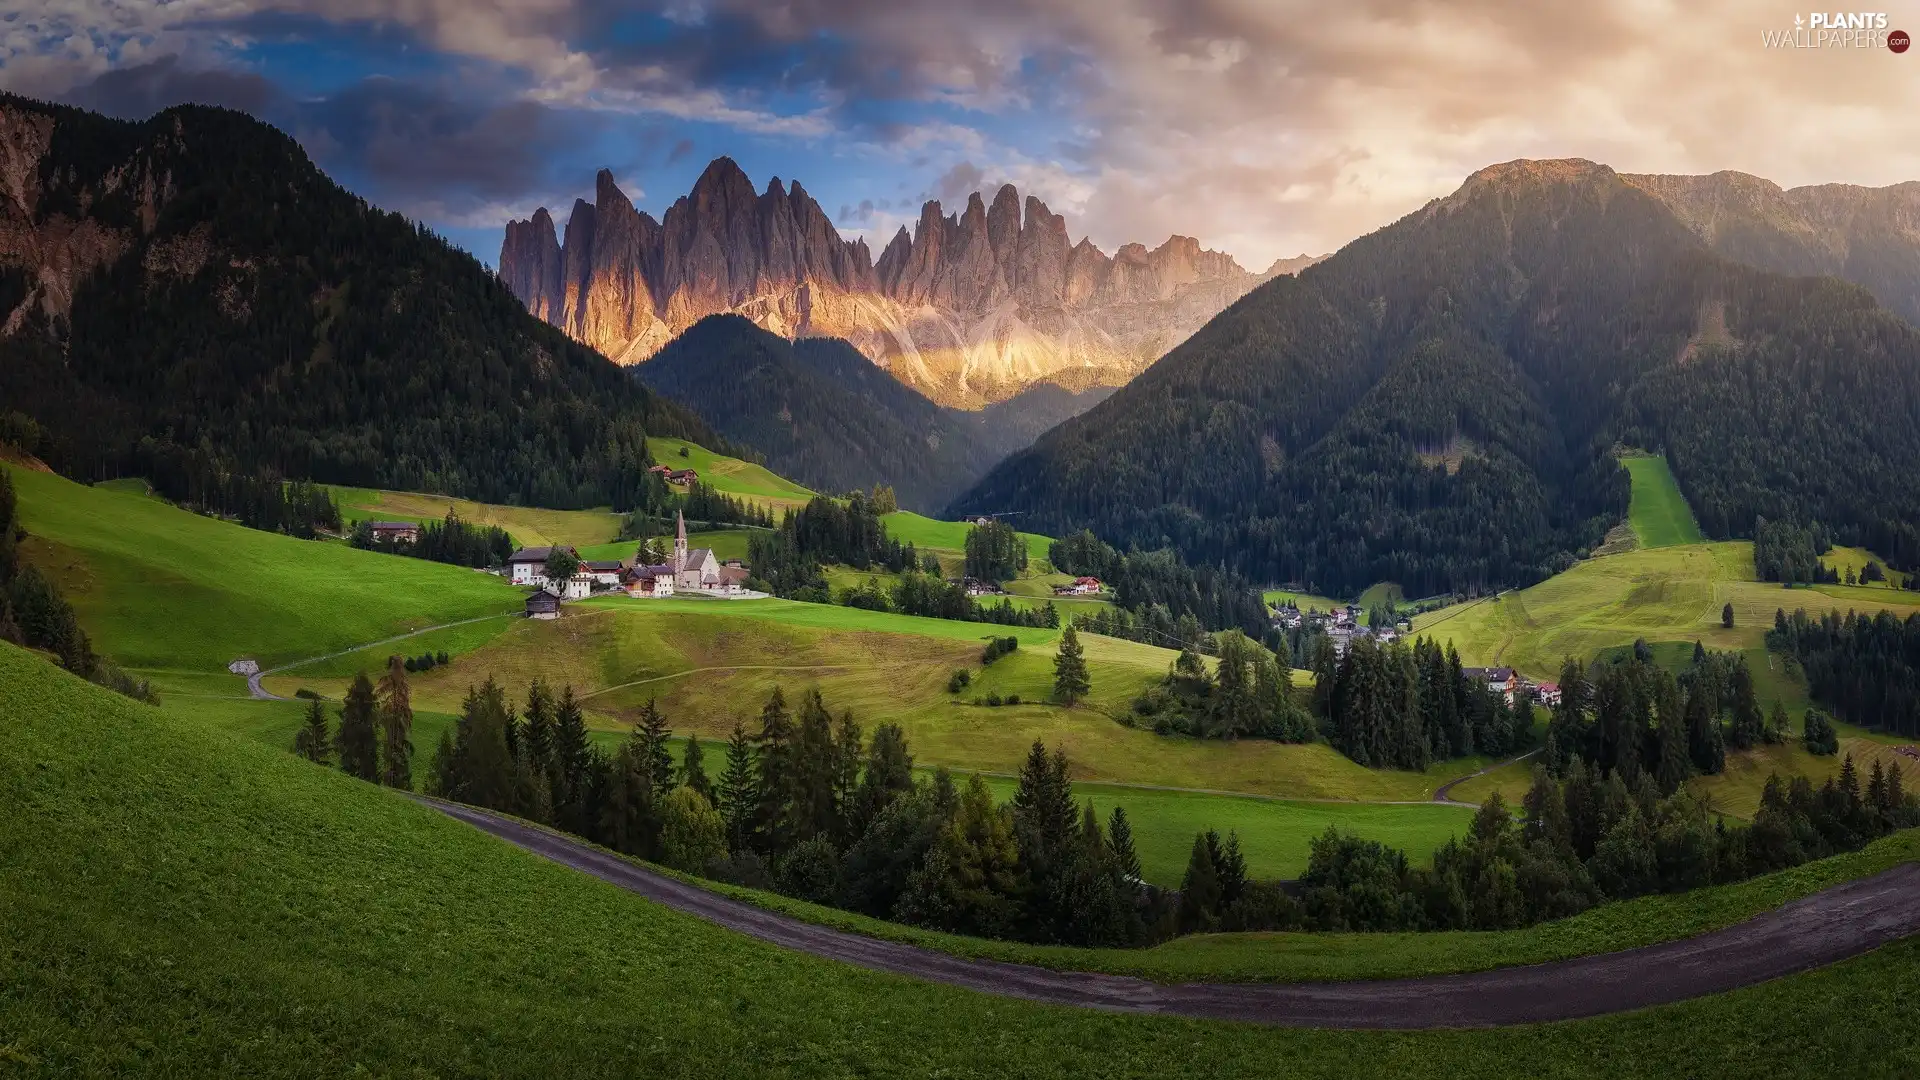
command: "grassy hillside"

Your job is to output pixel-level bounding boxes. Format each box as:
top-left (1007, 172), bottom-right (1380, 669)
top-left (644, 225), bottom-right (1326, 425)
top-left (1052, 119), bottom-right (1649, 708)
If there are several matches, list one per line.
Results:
top-left (1620, 454), bottom-right (1706, 547)
top-left (881, 510), bottom-right (1054, 566)
top-left (7, 643), bottom-right (1920, 1077)
top-left (8, 464), bottom-right (521, 674)
top-left (330, 485), bottom-right (624, 548)
top-left (260, 598), bottom-right (1507, 804)
top-left (646, 436), bottom-right (816, 512)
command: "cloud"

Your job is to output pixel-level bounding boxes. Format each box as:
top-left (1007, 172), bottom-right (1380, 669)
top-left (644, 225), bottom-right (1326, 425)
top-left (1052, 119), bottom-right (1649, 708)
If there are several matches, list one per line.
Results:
top-left (61, 55), bottom-right (282, 119)
top-left (8, 0), bottom-right (1920, 268)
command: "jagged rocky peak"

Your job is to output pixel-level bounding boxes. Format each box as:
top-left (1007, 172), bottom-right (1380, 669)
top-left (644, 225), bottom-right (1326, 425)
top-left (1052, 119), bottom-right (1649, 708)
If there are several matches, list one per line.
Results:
top-left (498, 155), bottom-right (1276, 406)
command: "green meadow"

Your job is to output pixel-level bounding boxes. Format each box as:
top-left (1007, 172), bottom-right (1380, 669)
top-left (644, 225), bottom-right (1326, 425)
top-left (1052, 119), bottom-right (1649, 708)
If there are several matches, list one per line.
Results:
top-left (329, 484), bottom-right (624, 548)
top-left (881, 510), bottom-right (1055, 565)
top-left (8, 645), bottom-right (1920, 1079)
top-left (646, 436), bottom-right (817, 511)
top-left (9, 465), bottom-right (522, 673)
top-left (1620, 454), bottom-right (1706, 547)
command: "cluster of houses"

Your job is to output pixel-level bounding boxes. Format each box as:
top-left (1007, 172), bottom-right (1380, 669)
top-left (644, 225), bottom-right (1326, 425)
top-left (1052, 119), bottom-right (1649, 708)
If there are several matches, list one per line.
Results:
top-left (1271, 599), bottom-right (1561, 706)
top-left (1273, 602), bottom-right (1403, 657)
top-left (647, 463), bottom-right (700, 486)
top-left (1463, 667), bottom-right (1563, 707)
top-left (1052, 576), bottom-right (1103, 597)
top-left (515, 512), bottom-right (751, 619)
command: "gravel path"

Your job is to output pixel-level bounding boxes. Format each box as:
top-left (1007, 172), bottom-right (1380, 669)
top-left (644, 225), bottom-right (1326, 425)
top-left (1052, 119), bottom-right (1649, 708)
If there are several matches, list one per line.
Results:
top-left (245, 613), bottom-right (516, 700)
top-left (421, 797), bottom-right (1920, 1029)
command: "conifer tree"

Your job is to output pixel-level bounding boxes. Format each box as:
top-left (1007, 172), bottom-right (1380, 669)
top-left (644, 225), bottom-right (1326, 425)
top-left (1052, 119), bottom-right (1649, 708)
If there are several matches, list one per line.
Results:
top-left (716, 721), bottom-right (759, 853)
top-left (1766, 700), bottom-right (1791, 745)
top-left (1803, 709), bottom-right (1839, 756)
top-left (791, 690), bottom-right (841, 843)
top-left (1178, 832), bottom-right (1222, 932)
top-left (680, 733), bottom-right (713, 803)
top-left (377, 654), bottom-right (413, 790)
top-left (335, 672), bottom-right (380, 782)
top-left (635, 697), bottom-right (676, 794)
top-left (1052, 625), bottom-right (1091, 706)
top-left (448, 678), bottom-right (516, 811)
top-left (657, 785), bottom-right (727, 873)
top-left (1215, 830), bottom-right (1247, 908)
top-left (832, 710), bottom-right (863, 840)
top-left (522, 679), bottom-right (555, 780)
top-left (1108, 806), bottom-right (1141, 883)
top-left (295, 697), bottom-right (331, 765)
top-left (752, 687), bottom-right (797, 851)
top-left (850, 722), bottom-right (915, 837)
top-left (1721, 602), bottom-right (1735, 629)
top-left (551, 686), bottom-right (593, 833)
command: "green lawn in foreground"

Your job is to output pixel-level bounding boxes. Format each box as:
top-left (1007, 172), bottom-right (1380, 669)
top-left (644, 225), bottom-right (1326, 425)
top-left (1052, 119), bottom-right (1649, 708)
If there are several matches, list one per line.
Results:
top-left (9, 465), bottom-right (523, 672)
top-left (328, 484), bottom-right (624, 548)
top-left (8, 643), bottom-right (1920, 1079)
top-left (646, 436), bottom-right (816, 511)
top-left (1620, 454), bottom-right (1706, 548)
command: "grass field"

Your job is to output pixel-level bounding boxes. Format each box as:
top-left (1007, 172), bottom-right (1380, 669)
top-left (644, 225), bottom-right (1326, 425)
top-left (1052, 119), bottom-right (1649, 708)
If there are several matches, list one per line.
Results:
top-left (646, 436), bottom-right (816, 512)
top-left (1264, 588), bottom-right (1347, 612)
top-left (9, 465), bottom-right (523, 673)
top-left (880, 510), bottom-right (1054, 565)
top-left (260, 598), bottom-right (1513, 804)
top-left (9, 644), bottom-right (1920, 1078)
top-left (329, 485), bottom-right (624, 548)
top-left (1620, 455), bottom-right (1706, 547)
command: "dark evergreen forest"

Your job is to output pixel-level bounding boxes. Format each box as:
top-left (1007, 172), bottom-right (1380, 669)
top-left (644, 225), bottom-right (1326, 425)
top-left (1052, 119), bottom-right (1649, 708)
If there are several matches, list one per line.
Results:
top-left (952, 162), bottom-right (1920, 595)
top-left (0, 96), bottom-right (718, 510)
top-left (1769, 608), bottom-right (1920, 738)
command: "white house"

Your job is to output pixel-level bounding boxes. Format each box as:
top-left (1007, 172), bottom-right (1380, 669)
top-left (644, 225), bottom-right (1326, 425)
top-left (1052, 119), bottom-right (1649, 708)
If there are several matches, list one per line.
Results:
top-left (506, 546), bottom-right (581, 587)
top-left (560, 574), bottom-right (592, 600)
top-left (582, 560), bottom-right (624, 589)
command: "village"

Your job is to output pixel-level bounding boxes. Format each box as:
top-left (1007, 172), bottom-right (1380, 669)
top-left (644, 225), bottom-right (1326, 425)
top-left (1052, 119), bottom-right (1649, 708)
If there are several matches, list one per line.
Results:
top-left (1272, 599), bottom-right (1561, 707)
top-left (514, 511), bottom-right (759, 618)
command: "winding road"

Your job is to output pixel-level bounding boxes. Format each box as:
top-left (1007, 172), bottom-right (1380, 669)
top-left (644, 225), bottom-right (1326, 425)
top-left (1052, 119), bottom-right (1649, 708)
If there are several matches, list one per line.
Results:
top-left (422, 797), bottom-right (1920, 1029)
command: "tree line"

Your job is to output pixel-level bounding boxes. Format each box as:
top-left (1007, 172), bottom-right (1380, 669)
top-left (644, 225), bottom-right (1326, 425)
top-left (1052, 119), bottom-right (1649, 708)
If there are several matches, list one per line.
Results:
top-left (1768, 607), bottom-right (1920, 739)
top-left (838, 570), bottom-right (1061, 629)
top-left (1316, 636), bottom-right (1534, 770)
top-left (1545, 645), bottom-right (1785, 791)
top-left (294, 656), bottom-right (417, 790)
top-left (349, 509), bottom-right (515, 569)
top-left (1050, 530), bottom-right (1270, 638)
top-left (137, 442), bottom-right (342, 538)
top-left (1128, 630), bottom-right (1314, 741)
top-left (747, 491), bottom-right (919, 598)
top-left (1227, 757), bottom-right (1918, 934)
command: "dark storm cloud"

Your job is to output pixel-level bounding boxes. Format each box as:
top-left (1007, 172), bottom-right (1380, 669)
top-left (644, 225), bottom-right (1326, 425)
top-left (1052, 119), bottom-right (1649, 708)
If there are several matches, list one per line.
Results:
top-left (63, 57), bottom-right (283, 121)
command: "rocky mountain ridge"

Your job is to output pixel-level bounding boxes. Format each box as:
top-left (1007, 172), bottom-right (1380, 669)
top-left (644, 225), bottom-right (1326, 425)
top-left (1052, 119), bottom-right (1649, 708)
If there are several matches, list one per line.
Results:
top-left (501, 157), bottom-right (1318, 406)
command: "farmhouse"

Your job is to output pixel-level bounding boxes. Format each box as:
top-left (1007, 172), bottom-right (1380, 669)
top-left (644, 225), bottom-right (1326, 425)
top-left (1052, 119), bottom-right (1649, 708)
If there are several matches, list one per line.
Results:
top-left (505, 546), bottom-right (582, 587)
top-left (1534, 681), bottom-right (1563, 707)
top-left (582, 560), bottom-right (624, 589)
top-left (367, 521), bottom-right (421, 544)
top-left (1464, 666), bottom-right (1520, 702)
top-left (624, 564), bottom-right (677, 597)
top-left (1054, 576), bottom-right (1103, 596)
top-left (524, 589), bottom-right (560, 619)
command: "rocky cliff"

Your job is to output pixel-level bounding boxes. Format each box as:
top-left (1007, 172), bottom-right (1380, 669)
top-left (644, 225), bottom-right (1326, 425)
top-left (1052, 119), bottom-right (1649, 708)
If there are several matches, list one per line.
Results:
top-left (501, 157), bottom-right (1318, 407)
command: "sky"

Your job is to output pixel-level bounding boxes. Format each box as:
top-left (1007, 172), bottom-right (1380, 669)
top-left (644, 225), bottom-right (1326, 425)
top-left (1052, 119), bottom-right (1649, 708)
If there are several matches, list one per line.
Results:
top-left (5, 2), bottom-right (1919, 271)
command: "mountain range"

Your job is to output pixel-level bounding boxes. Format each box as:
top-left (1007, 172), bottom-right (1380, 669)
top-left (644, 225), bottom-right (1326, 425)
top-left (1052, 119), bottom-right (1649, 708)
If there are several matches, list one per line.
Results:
top-left (633, 314), bottom-right (1113, 511)
top-left (952, 159), bottom-right (1920, 595)
top-left (0, 95), bottom-right (715, 509)
top-left (500, 159), bottom-right (1319, 407)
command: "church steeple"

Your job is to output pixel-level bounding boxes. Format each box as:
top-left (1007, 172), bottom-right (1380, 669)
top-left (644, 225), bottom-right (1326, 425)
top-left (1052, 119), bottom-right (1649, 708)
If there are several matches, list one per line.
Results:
top-left (674, 509), bottom-right (688, 570)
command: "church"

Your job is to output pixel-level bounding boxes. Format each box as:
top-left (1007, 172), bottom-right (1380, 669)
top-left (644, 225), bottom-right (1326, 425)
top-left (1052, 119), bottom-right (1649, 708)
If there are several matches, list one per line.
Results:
top-left (671, 511), bottom-right (721, 590)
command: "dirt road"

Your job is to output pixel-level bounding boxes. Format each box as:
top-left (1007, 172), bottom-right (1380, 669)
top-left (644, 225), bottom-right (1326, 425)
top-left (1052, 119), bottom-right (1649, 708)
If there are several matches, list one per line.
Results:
top-left (422, 797), bottom-right (1920, 1029)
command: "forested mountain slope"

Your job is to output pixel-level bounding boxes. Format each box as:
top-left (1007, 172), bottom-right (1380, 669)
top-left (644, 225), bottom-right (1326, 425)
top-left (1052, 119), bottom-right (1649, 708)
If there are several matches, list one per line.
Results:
top-left (635, 314), bottom-right (1107, 510)
top-left (0, 95), bottom-right (717, 510)
top-left (952, 159), bottom-right (1920, 595)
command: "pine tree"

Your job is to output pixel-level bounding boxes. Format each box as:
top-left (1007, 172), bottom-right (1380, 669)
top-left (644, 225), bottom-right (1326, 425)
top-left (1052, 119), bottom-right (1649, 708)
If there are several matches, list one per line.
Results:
top-left (1108, 806), bottom-right (1141, 883)
top-left (850, 722), bottom-right (914, 837)
top-left (1178, 832), bottom-right (1222, 932)
top-left (635, 697), bottom-right (676, 795)
top-left (832, 709), bottom-right (864, 841)
top-left (1215, 830), bottom-right (1248, 907)
top-left (1052, 625), bottom-right (1091, 706)
top-left (716, 721), bottom-right (759, 853)
top-left (450, 678), bottom-right (517, 811)
top-left (294, 697), bottom-right (331, 765)
top-left (789, 690), bottom-right (842, 844)
top-left (752, 687), bottom-right (797, 851)
top-left (377, 654), bottom-right (413, 790)
top-left (1011, 740), bottom-right (1077, 936)
top-left (680, 734), bottom-right (713, 803)
top-left (335, 672), bottom-right (380, 782)
top-left (1721, 602), bottom-right (1735, 629)
top-left (522, 679), bottom-right (556, 780)
top-left (551, 686), bottom-right (593, 833)
top-left (1766, 700), bottom-right (1791, 746)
